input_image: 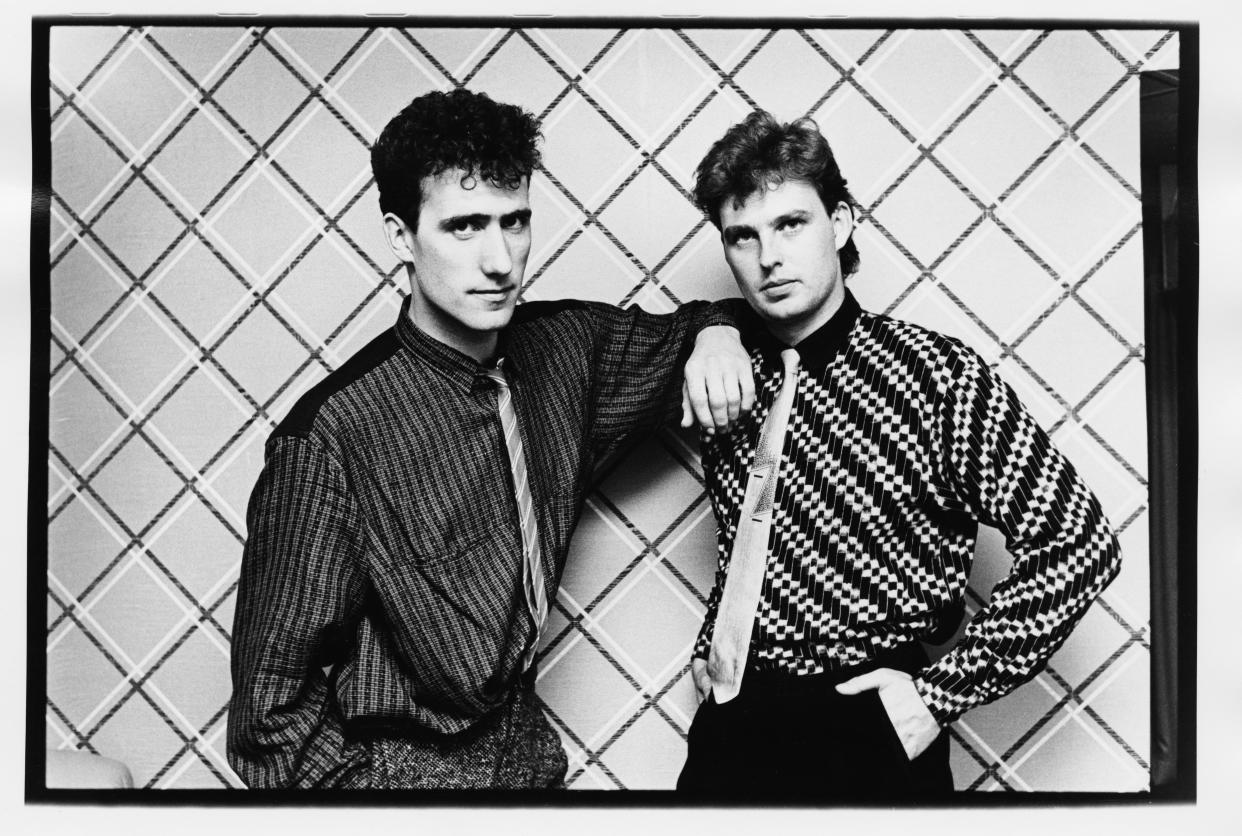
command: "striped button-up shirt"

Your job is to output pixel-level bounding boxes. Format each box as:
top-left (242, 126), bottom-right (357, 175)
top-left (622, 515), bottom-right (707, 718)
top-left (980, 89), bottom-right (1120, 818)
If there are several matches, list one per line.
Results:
top-left (229, 295), bottom-right (733, 788)
top-left (695, 291), bottom-right (1121, 726)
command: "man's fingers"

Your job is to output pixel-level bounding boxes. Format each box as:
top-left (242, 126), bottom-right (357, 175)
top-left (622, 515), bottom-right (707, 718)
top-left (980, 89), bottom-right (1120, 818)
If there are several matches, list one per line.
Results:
top-left (834, 669), bottom-right (891, 694)
top-left (706, 373), bottom-right (731, 429)
top-left (691, 362), bottom-right (752, 431)
top-left (738, 362), bottom-right (756, 415)
top-left (692, 659), bottom-right (711, 701)
top-left (684, 372), bottom-right (715, 430)
top-left (680, 381), bottom-right (693, 429)
top-left (724, 374), bottom-right (743, 424)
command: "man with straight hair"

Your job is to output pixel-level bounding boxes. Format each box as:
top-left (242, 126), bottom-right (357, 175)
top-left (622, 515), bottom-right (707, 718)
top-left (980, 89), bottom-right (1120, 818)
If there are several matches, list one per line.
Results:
top-left (677, 110), bottom-right (1121, 797)
top-left (227, 88), bottom-right (754, 789)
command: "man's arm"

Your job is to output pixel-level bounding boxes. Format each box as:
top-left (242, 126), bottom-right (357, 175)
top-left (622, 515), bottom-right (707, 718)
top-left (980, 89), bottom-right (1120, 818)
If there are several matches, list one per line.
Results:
top-left (914, 347), bottom-right (1121, 724)
top-left (842, 346), bottom-right (1122, 756)
top-left (577, 298), bottom-right (750, 460)
top-left (227, 433), bottom-right (371, 788)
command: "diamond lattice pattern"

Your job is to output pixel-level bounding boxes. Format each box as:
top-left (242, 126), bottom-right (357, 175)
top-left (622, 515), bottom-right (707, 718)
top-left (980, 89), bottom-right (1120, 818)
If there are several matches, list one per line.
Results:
top-left (44, 25), bottom-right (1176, 790)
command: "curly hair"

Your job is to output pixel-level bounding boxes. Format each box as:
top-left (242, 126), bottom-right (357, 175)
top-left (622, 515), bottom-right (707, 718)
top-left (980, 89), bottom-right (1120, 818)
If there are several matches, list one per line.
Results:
top-left (370, 88), bottom-right (542, 230)
top-left (693, 110), bottom-right (860, 278)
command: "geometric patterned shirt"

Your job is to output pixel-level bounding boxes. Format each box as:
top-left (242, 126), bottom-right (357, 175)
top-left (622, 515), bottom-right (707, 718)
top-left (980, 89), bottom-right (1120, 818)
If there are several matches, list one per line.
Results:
top-left (229, 295), bottom-right (735, 788)
top-left (693, 291), bottom-right (1121, 726)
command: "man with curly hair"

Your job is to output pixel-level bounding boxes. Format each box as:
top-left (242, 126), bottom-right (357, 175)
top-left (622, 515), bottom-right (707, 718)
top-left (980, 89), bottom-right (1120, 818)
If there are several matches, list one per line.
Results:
top-left (227, 88), bottom-right (753, 789)
top-left (675, 110), bottom-right (1121, 797)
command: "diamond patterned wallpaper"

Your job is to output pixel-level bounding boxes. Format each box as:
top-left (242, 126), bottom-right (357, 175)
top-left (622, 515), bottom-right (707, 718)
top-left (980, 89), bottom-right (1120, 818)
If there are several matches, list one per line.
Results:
top-left (42, 23), bottom-right (1177, 791)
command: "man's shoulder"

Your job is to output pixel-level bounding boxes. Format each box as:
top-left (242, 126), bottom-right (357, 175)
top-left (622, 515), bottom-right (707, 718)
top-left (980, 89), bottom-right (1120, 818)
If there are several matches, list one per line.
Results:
top-left (509, 298), bottom-right (605, 329)
top-left (271, 327), bottom-right (402, 440)
top-left (855, 308), bottom-right (982, 370)
top-left (505, 298), bottom-right (612, 354)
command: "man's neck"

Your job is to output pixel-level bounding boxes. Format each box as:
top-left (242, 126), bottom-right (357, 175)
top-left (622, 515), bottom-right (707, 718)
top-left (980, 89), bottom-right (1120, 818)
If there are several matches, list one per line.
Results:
top-left (768, 285), bottom-right (846, 347)
top-left (406, 305), bottom-right (499, 365)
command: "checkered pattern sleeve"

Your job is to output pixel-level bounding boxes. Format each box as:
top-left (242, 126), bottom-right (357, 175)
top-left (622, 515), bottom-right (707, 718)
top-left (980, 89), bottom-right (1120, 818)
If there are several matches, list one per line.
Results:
top-left (912, 346), bottom-right (1122, 726)
top-left (227, 433), bottom-right (372, 788)
top-left (584, 299), bottom-right (739, 461)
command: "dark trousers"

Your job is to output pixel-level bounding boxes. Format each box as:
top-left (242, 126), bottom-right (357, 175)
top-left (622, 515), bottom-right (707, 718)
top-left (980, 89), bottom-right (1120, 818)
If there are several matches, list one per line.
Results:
top-left (676, 643), bottom-right (953, 799)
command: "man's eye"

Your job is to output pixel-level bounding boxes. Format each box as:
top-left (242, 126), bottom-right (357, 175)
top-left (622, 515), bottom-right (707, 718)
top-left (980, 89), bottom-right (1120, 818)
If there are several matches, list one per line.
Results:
top-left (728, 231), bottom-right (756, 246)
top-left (502, 215), bottom-right (528, 232)
top-left (448, 219), bottom-right (481, 235)
top-left (779, 217), bottom-right (806, 233)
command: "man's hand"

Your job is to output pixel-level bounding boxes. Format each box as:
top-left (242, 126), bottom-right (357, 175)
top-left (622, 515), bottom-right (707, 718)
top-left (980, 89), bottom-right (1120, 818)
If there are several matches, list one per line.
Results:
top-left (835, 668), bottom-right (940, 761)
top-left (691, 657), bottom-right (711, 703)
top-left (681, 325), bottom-right (755, 434)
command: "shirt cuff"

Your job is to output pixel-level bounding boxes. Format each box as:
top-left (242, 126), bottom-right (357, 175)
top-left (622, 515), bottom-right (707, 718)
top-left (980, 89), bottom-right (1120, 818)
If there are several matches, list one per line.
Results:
top-left (698, 299), bottom-right (744, 333)
top-left (692, 628), bottom-right (713, 662)
top-left (912, 669), bottom-right (973, 727)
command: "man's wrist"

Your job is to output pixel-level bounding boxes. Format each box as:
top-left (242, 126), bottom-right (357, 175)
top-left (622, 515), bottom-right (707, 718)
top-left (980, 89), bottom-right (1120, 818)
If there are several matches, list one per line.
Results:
top-left (912, 674), bottom-right (959, 728)
top-left (699, 298), bottom-right (744, 333)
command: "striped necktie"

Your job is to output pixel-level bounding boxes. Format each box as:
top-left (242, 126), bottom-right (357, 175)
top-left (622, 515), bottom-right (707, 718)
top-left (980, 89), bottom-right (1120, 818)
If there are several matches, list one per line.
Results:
top-left (486, 362), bottom-right (548, 672)
top-left (707, 348), bottom-right (801, 703)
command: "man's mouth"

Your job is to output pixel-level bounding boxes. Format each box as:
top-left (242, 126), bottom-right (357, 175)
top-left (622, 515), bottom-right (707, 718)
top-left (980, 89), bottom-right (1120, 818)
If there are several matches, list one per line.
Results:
top-left (471, 285), bottom-right (516, 297)
top-left (759, 278), bottom-right (796, 293)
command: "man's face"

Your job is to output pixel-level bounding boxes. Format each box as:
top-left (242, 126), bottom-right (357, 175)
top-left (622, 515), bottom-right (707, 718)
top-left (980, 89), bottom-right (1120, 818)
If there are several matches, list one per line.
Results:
top-left (718, 178), bottom-right (853, 344)
top-left (384, 168), bottom-right (532, 357)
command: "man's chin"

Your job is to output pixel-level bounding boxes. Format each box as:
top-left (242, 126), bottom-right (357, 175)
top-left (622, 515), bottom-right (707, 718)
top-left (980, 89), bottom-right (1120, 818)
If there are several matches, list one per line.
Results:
top-left (753, 299), bottom-right (809, 328)
top-left (469, 306), bottom-right (517, 332)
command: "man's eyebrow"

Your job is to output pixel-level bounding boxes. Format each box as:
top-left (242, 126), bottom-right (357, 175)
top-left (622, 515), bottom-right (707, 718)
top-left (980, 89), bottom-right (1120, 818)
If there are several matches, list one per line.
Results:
top-left (773, 209), bottom-right (811, 224)
top-left (439, 212), bottom-right (491, 230)
top-left (722, 222), bottom-right (756, 242)
top-left (502, 208), bottom-right (532, 223)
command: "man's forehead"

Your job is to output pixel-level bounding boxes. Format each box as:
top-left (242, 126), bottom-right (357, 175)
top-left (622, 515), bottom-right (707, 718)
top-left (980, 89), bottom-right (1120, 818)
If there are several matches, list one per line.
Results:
top-left (722, 178), bottom-right (822, 222)
top-left (419, 167), bottom-right (531, 214)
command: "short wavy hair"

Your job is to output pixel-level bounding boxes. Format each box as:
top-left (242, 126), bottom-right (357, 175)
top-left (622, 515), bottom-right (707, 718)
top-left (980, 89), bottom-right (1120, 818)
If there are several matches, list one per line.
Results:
top-left (370, 88), bottom-right (542, 230)
top-left (693, 110), bottom-right (860, 278)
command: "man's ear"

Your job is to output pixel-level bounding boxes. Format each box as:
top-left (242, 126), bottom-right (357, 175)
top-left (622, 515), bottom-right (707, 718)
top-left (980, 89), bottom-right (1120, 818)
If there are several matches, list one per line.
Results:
top-left (831, 202), bottom-right (855, 252)
top-left (383, 212), bottom-right (415, 263)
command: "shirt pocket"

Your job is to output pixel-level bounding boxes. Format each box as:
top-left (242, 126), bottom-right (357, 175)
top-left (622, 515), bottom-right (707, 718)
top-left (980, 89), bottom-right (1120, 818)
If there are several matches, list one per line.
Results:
top-left (368, 466), bottom-right (511, 570)
top-left (401, 513), bottom-right (506, 570)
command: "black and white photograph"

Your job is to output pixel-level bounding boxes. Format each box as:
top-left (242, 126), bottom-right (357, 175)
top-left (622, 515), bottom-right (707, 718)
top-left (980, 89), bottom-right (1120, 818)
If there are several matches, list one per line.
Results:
top-left (14, 1), bottom-right (1237, 832)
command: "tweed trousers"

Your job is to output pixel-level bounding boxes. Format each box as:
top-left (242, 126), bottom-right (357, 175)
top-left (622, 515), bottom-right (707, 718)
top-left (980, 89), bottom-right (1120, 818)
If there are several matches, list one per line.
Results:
top-left (366, 685), bottom-right (567, 789)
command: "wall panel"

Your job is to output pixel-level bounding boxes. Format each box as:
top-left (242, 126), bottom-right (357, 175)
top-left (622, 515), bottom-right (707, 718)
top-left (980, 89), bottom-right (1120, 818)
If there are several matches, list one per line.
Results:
top-left (43, 23), bottom-right (1174, 790)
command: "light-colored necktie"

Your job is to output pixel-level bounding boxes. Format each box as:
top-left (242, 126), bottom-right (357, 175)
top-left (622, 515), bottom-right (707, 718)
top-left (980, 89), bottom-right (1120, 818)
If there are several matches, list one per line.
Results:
top-left (486, 363), bottom-right (548, 672)
top-left (707, 348), bottom-right (801, 703)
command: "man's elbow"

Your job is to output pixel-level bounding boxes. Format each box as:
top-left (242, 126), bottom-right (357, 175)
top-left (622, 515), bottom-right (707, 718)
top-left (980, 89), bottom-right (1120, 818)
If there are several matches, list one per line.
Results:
top-left (225, 699), bottom-right (293, 789)
top-left (226, 731), bottom-right (298, 789)
top-left (1099, 530), bottom-right (1123, 588)
top-left (1079, 518), bottom-right (1123, 599)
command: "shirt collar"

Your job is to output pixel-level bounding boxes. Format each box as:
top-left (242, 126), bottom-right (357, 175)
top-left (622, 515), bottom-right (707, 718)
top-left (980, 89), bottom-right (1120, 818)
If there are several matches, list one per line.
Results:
top-left (745, 288), bottom-right (861, 376)
top-left (393, 296), bottom-right (517, 393)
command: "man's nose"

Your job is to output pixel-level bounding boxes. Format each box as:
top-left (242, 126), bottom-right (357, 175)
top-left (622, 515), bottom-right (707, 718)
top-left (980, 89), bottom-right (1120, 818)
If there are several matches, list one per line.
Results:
top-left (758, 233), bottom-right (781, 272)
top-left (480, 225), bottom-right (513, 278)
